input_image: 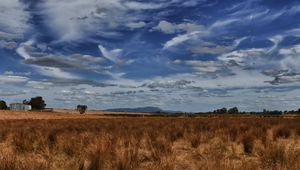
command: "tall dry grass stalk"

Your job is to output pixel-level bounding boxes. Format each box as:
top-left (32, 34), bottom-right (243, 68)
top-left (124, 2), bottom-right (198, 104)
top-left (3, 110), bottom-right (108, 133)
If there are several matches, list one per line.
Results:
top-left (0, 117), bottom-right (298, 169)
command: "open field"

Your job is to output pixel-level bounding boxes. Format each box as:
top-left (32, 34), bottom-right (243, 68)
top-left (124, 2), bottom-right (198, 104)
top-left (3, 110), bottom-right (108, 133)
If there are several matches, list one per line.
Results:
top-left (0, 111), bottom-right (300, 170)
top-left (0, 109), bottom-right (152, 120)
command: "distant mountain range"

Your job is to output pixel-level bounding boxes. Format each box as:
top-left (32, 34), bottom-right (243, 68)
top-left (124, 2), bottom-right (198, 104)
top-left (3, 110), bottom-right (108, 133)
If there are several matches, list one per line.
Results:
top-left (104, 106), bottom-right (182, 113)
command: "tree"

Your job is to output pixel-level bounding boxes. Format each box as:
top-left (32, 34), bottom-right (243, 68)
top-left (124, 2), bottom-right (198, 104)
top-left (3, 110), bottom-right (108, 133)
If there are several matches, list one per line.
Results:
top-left (23, 100), bottom-right (29, 105)
top-left (213, 107), bottom-right (227, 114)
top-left (0, 100), bottom-right (7, 110)
top-left (228, 107), bottom-right (239, 114)
top-left (220, 107), bottom-right (227, 114)
top-left (29, 96), bottom-right (46, 110)
top-left (77, 105), bottom-right (87, 114)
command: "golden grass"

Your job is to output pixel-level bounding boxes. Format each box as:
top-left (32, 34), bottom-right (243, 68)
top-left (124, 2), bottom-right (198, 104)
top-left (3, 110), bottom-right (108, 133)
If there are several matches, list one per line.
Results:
top-left (0, 111), bottom-right (299, 169)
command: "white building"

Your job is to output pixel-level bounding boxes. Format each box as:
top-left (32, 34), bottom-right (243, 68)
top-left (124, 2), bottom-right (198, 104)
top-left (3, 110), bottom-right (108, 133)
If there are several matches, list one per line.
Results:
top-left (10, 103), bottom-right (32, 111)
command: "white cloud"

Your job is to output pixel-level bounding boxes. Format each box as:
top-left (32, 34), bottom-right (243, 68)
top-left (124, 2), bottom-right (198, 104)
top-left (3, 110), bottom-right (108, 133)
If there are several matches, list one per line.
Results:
top-left (279, 44), bottom-right (300, 56)
top-left (16, 40), bottom-right (35, 59)
top-left (286, 28), bottom-right (300, 37)
top-left (163, 31), bottom-right (206, 49)
top-left (77, 54), bottom-right (103, 63)
top-left (0, 31), bottom-right (22, 40)
top-left (126, 21), bottom-right (146, 30)
top-left (98, 45), bottom-right (123, 63)
top-left (38, 0), bottom-right (166, 42)
top-left (141, 80), bottom-right (194, 89)
top-left (3, 71), bottom-right (31, 76)
top-left (98, 44), bottom-right (135, 66)
top-left (175, 22), bottom-right (203, 33)
top-left (154, 20), bottom-right (203, 34)
top-left (279, 45), bottom-right (300, 72)
top-left (267, 74), bottom-right (300, 85)
top-left (247, 9), bottom-right (270, 21)
top-left (34, 66), bottom-right (80, 79)
top-left (161, 70), bottom-right (271, 90)
top-left (124, 2), bottom-right (164, 10)
top-left (268, 35), bottom-right (283, 53)
top-left (162, 18), bottom-right (243, 49)
top-left (26, 81), bottom-right (54, 89)
top-left (0, 75), bottom-right (29, 84)
top-left (105, 71), bottom-right (127, 80)
top-left (185, 60), bottom-right (225, 73)
top-left (210, 19), bottom-right (240, 29)
top-left (0, 0), bottom-right (30, 52)
top-left (218, 48), bottom-right (268, 65)
top-left (0, 40), bottom-right (17, 49)
top-left (16, 40), bottom-right (81, 79)
top-left (233, 37), bottom-right (248, 47)
top-left (181, 0), bottom-right (200, 7)
top-left (0, 0), bottom-right (30, 35)
top-left (188, 37), bottom-right (247, 55)
top-left (155, 21), bottom-right (175, 34)
top-left (188, 44), bottom-right (233, 55)
top-left (39, 0), bottom-right (127, 41)
top-left (0, 89), bottom-right (28, 96)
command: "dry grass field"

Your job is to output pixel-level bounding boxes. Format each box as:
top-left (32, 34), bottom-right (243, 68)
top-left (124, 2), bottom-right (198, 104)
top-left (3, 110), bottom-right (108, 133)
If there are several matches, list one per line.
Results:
top-left (0, 110), bottom-right (300, 170)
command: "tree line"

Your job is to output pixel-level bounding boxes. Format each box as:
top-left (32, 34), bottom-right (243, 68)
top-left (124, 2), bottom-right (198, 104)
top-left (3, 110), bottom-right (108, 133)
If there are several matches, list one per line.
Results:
top-left (196, 107), bottom-right (300, 115)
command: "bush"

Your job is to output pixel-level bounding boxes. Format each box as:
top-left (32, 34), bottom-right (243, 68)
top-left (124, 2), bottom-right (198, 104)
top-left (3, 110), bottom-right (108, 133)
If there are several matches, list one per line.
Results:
top-left (168, 130), bottom-right (184, 142)
top-left (259, 144), bottom-right (287, 169)
top-left (273, 127), bottom-right (291, 140)
top-left (77, 105), bottom-right (87, 114)
top-left (190, 135), bottom-right (201, 148)
top-left (242, 134), bottom-right (254, 154)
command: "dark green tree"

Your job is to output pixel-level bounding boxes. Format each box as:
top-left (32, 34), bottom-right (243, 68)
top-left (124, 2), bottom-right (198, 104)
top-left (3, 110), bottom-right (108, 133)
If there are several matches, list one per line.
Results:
top-left (228, 107), bottom-right (239, 114)
top-left (213, 107), bottom-right (227, 114)
top-left (29, 96), bottom-right (46, 110)
top-left (0, 100), bottom-right (8, 110)
top-left (77, 105), bottom-right (87, 114)
top-left (23, 100), bottom-right (29, 105)
top-left (220, 107), bottom-right (227, 114)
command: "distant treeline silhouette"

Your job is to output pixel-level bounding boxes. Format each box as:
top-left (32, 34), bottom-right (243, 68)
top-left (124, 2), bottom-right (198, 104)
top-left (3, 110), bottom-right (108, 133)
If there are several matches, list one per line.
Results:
top-left (196, 107), bottom-right (300, 116)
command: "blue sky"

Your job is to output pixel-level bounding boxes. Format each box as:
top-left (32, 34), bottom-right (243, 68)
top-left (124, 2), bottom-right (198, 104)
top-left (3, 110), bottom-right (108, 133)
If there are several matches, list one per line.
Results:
top-left (1, 0), bottom-right (300, 112)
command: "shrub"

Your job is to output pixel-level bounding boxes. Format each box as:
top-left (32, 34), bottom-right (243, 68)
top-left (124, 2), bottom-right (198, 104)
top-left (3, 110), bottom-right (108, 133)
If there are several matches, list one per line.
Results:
top-left (47, 132), bottom-right (57, 148)
top-left (273, 127), bottom-right (291, 140)
top-left (77, 105), bottom-right (88, 114)
top-left (228, 127), bottom-right (238, 142)
top-left (297, 128), bottom-right (300, 137)
top-left (87, 150), bottom-right (104, 170)
top-left (259, 144), bottom-right (286, 169)
top-left (168, 130), bottom-right (184, 142)
top-left (242, 134), bottom-right (254, 154)
top-left (190, 135), bottom-right (201, 148)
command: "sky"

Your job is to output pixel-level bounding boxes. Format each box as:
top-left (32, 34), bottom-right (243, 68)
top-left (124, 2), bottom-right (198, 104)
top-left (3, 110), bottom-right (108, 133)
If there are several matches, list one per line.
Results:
top-left (1, 0), bottom-right (300, 112)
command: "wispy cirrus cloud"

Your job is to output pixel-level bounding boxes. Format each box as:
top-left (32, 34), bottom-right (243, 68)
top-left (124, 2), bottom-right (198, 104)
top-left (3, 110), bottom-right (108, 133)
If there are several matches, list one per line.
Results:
top-left (38, 0), bottom-right (171, 42)
top-left (0, 74), bottom-right (29, 84)
top-left (0, 0), bottom-right (30, 35)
